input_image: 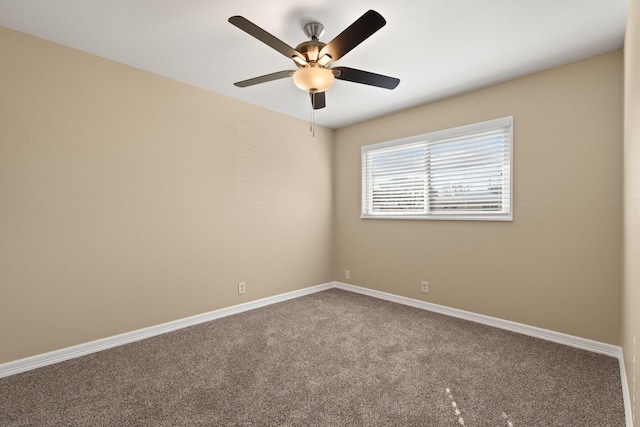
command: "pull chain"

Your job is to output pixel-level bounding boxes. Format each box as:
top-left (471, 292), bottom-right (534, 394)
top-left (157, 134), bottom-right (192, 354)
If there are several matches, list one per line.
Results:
top-left (309, 93), bottom-right (315, 138)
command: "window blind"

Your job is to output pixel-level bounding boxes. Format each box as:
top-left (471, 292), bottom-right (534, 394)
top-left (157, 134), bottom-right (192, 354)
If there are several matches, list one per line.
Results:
top-left (361, 117), bottom-right (512, 221)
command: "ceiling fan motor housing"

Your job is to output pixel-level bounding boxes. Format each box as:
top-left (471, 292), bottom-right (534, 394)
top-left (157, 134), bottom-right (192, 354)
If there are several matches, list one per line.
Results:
top-left (294, 40), bottom-right (327, 67)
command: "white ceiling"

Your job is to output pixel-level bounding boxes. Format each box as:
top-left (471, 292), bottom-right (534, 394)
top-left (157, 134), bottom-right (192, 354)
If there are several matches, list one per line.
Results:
top-left (0, 0), bottom-right (628, 129)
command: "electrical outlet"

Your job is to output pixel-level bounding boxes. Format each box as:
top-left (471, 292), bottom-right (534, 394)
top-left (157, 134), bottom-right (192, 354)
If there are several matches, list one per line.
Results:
top-left (345, 270), bottom-right (351, 280)
top-left (238, 282), bottom-right (246, 295)
top-left (421, 281), bottom-right (429, 293)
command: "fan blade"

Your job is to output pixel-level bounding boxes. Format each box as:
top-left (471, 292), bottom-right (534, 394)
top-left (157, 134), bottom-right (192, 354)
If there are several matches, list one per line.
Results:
top-left (229, 16), bottom-right (307, 64)
top-left (320, 10), bottom-right (386, 63)
top-left (234, 70), bottom-right (294, 88)
top-left (310, 91), bottom-right (326, 109)
top-left (333, 67), bottom-right (400, 89)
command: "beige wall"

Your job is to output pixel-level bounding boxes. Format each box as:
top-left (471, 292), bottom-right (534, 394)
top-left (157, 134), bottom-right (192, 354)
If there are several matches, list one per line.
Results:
top-left (0, 27), bottom-right (334, 364)
top-left (334, 50), bottom-right (623, 344)
top-left (624, 0), bottom-right (640, 423)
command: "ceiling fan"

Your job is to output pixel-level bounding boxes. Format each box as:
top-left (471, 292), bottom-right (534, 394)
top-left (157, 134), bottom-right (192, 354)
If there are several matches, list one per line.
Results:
top-left (228, 10), bottom-right (400, 110)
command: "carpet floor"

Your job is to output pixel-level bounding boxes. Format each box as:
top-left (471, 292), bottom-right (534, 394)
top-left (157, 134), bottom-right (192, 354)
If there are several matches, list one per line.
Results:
top-left (0, 289), bottom-right (626, 426)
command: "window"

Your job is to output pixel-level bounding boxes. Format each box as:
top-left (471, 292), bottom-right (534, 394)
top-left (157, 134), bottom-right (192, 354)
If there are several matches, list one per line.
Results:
top-left (361, 117), bottom-right (512, 221)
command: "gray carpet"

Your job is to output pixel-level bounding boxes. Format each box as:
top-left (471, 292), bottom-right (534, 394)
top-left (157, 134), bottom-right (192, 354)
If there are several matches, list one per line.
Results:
top-left (0, 289), bottom-right (626, 426)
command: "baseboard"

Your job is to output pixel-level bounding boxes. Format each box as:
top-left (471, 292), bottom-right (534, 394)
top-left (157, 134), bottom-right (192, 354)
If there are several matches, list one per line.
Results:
top-left (0, 280), bottom-right (623, 374)
top-left (334, 282), bottom-right (621, 357)
top-left (619, 353), bottom-right (634, 427)
top-left (0, 282), bottom-right (334, 379)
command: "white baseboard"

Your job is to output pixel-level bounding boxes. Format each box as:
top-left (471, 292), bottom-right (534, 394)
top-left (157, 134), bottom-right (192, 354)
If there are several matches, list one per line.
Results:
top-left (0, 282), bottom-right (334, 379)
top-left (0, 280), bottom-right (632, 427)
top-left (334, 282), bottom-right (621, 357)
top-left (619, 353), bottom-right (634, 427)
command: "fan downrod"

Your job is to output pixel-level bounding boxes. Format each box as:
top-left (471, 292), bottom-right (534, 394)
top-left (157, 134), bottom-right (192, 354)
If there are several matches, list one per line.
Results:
top-left (303, 22), bottom-right (325, 41)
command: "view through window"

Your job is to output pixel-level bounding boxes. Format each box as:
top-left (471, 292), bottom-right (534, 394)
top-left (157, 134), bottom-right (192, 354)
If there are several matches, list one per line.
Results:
top-left (361, 117), bottom-right (512, 220)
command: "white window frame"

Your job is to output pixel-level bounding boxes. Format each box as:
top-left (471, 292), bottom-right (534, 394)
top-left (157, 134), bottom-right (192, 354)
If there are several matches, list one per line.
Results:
top-left (361, 116), bottom-right (513, 221)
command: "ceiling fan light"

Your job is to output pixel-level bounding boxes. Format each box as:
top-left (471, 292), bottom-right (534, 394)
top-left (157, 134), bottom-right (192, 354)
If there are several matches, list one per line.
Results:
top-left (292, 55), bottom-right (308, 66)
top-left (307, 47), bottom-right (319, 62)
top-left (292, 67), bottom-right (335, 93)
top-left (317, 54), bottom-right (332, 66)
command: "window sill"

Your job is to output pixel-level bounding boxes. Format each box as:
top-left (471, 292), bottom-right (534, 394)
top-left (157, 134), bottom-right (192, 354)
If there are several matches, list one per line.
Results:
top-left (360, 214), bottom-right (513, 221)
